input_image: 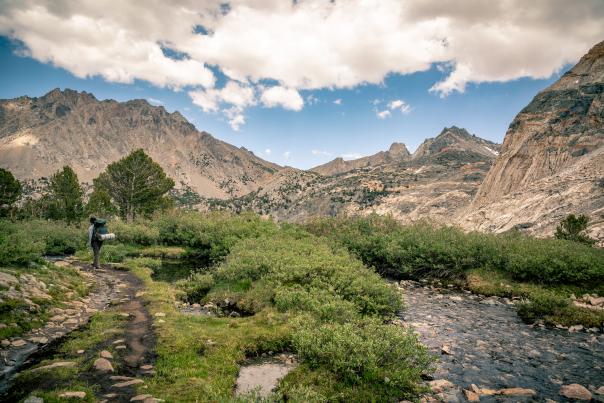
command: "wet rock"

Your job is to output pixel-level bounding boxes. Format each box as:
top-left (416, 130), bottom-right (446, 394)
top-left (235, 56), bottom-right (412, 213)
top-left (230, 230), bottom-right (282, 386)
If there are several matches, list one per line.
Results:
top-left (58, 391), bottom-right (86, 399)
top-left (441, 344), bottom-right (452, 355)
top-left (596, 386), bottom-right (604, 395)
top-left (32, 361), bottom-right (76, 372)
top-left (559, 384), bottom-right (592, 400)
top-left (100, 350), bottom-right (113, 359)
top-left (428, 379), bottom-right (454, 393)
top-left (112, 379), bottom-right (144, 388)
top-left (499, 387), bottom-right (536, 396)
top-left (463, 389), bottom-right (480, 402)
top-left (568, 325), bottom-right (584, 333)
top-left (28, 337), bottom-right (48, 344)
top-left (11, 339), bottom-right (27, 347)
top-left (94, 358), bottom-right (114, 373)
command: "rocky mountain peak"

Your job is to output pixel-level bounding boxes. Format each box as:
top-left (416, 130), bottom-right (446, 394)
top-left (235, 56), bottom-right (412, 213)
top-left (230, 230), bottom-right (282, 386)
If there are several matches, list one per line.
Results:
top-left (388, 142), bottom-right (410, 157)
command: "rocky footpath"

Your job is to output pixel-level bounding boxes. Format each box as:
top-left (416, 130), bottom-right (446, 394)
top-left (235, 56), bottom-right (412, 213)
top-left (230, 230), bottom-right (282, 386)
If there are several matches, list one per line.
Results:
top-left (0, 259), bottom-right (120, 393)
top-left (1, 259), bottom-right (159, 402)
top-left (396, 281), bottom-right (604, 402)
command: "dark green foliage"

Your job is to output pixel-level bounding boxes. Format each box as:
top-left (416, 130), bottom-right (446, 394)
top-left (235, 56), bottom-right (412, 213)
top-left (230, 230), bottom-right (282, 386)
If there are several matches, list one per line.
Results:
top-left (0, 220), bottom-right (86, 264)
top-left (0, 221), bottom-right (44, 265)
top-left (0, 167), bottom-right (22, 216)
top-left (293, 318), bottom-right (431, 395)
top-left (517, 292), bottom-right (604, 328)
top-left (48, 166), bottom-right (84, 223)
top-left (85, 188), bottom-right (117, 217)
top-left (305, 215), bottom-right (604, 287)
top-left (93, 149), bottom-right (175, 220)
top-left (554, 214), bottom-right (596, 246)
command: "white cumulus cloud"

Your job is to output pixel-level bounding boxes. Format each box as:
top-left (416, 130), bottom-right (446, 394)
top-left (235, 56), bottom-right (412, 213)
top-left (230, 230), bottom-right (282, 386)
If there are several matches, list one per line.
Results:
top-left (1, 0), bottom-right (602, 127)
top-left (388, 99), bottom-right (411, 114)
top-left (312, 149), bottom-right (332, 157)
top-left (260, 86), bottom-right (304, 111)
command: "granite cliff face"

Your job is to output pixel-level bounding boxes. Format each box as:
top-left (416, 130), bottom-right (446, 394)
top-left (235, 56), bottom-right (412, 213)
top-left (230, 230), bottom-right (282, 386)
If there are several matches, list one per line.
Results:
top-left (209, 127), bottom-right (500, 223)
top-left (462, 41), bottom-right (604, 240)
top-left (0, 89), bottom-right (280, 198)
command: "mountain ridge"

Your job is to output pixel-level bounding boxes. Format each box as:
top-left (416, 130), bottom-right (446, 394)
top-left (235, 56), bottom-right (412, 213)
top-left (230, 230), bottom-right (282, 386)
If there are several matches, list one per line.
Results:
top-left (0, 88), bottom-right (281, 199)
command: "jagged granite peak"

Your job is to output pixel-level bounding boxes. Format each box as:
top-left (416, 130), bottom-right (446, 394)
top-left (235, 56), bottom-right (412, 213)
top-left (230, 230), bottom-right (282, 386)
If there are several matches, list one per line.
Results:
top-left (412, 126), bottom-right (500, 161)
top-left (0, 88), bottom-right (281, 198)
top-left (388, 142), bottom-right (411, 157)
top-left (311, 141), bottom-right (412, 176)
top-left (463, 40), bottom-right (604, 242)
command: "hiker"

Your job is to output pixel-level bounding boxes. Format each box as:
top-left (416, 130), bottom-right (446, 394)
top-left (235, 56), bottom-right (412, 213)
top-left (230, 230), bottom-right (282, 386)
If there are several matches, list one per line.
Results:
top-left (88, 216), bottom-right (103, 269)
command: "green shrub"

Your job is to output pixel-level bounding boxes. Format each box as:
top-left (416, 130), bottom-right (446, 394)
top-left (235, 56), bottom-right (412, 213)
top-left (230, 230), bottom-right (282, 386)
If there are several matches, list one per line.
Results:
top-left (0, 221), bottom-right (44, 265)
top-left (214, 234), bottom-right (402, 318)
top-left (155, 210), bottom-right (277, 263)
top-left (554, 214), bottom-right (596, 246)
top-left (305, 215), bottom-right (604, 287)
top-left (176, 272), bottom-right (214, 302)
top-left (111, 220), bottom-right (159, 246)
top-left (505, 237), bottom-right (604, 285)
top-left (292, 318), bottom-right (431, 395)
top-left (101, 244), bottom-right (137, 263)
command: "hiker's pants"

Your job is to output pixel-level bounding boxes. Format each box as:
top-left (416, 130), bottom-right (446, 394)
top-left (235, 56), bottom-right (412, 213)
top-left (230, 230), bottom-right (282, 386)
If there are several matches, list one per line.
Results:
top-left (91, 240), bottom-right (103, 268)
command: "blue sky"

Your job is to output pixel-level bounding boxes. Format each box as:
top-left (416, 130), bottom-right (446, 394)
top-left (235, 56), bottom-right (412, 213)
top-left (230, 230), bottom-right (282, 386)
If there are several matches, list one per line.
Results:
top-left (0, 1), bottom-right (600, 169)
top-left (0, 36), bottom-right (563, 169)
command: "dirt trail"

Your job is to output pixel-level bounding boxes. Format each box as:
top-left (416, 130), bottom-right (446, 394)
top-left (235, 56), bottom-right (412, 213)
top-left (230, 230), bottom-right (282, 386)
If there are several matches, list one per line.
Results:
top-left (1, 260), bottom-right (157, 402)
top-left (398, 280), bottom-right (604, 402)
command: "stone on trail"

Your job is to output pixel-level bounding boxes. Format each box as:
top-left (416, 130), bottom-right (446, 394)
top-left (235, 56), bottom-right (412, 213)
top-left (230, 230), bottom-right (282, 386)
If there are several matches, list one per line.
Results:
top-left (140, 364), bottom-right (154, 370)
top-left (100, 350), bottom-right (113, 359)
top-left (559, 384), bottom-right (592, 400)
top-left (32, 361), bottom-right (76, 372)
top-left (58, 391), bottom-right (86, 399)
top-left (112, 339), bottom-right (125, 344)
top-left (110, 375), bottom-right (134, 381)
top-left (154, 312), bottom-right (166, 317)
top-left (29, 336), bottom-right (49, 344)
top-left (130, 394), bottom-right (153, 401)
top-left (112, 379), bottom-right (144, 388)
top-left (441, 344), bottom-right (452, 355)
top-left (23, 396), bottom-right (44, 403)
top-left (94, 358), bottom-right (114, 373)
top-left (115, 344), bottom-right (127, 350)
top-left (428, 379), bottom-right (454, 393)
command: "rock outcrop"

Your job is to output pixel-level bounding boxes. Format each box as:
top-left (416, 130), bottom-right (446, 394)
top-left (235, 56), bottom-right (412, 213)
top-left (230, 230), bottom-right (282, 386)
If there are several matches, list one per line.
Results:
top-left (311, 142), bottom-right (411, 176)
top-left (462, 40), bottom-right (604, 240)
top-left (0, 88), bottom-right (281, 198)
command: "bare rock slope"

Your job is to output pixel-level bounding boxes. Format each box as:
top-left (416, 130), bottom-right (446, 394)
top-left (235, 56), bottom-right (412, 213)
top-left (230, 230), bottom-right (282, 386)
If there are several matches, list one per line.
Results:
top-left (0, 89), bottom-right (280, 198)
top-left (210, 127), bottom-right (500, 224)
top-left (462, 40), bottom-right (604, 239)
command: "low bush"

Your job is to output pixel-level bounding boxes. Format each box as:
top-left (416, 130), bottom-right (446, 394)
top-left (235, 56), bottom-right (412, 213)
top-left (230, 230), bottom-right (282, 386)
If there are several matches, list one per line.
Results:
top-left (305, 215), bottom-right (604, 287)
top-left (517, 291), bottom-right (604, 328)
top-left (175, 272), bottom-right (214, 302)
top-left (111, 220), bottom-right (159, 246)
top-left (213, 233), bottom-right (402, 318)
top-left (292, 317), bottom-right (431, 395)
top-left (154, 210), bottom-right (277, 263)
top-left (504, 237), bottom-right (604, 285)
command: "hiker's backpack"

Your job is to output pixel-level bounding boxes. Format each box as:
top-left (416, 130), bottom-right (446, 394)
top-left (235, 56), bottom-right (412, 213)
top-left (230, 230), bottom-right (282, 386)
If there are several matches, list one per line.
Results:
top-left (93, 219), bottom-right (116, 241)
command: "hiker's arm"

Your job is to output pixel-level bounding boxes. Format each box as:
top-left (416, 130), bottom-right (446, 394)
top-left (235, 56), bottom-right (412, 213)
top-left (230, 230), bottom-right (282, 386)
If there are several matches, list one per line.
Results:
top-left (87, 226), bottom-right (93, 247)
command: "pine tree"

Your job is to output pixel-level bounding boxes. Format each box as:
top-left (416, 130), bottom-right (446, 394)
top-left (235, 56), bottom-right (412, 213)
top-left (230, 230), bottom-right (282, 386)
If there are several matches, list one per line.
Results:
top-left (48, 166), bottom-right (84, 223)
top-left (93, 149), bottom-right (175, 220)
top-left (0, 168), bottom-right (22, 217)
top-left (554, 214), bottom-right (596, 246)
